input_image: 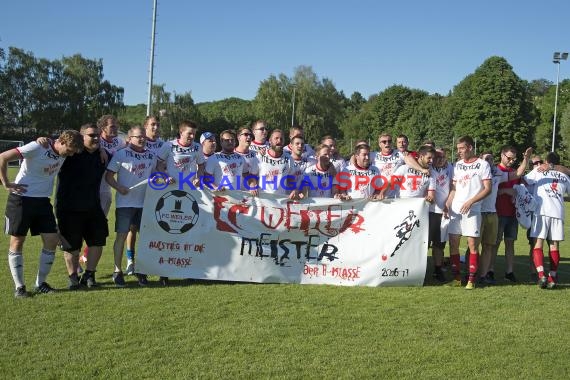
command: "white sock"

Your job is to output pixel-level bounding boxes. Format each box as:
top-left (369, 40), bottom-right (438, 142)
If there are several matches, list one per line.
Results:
top-left (8, 251), bottom-right (24, 289)
top-left (36, 249), bottom-right (55, 287)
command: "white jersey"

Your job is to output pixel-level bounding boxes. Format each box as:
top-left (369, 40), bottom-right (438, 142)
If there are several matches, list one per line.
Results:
top-left (429, 163), bottom-right (454, 213)
top-left (480, 165), bottom-right (508, 213)
top-left (256, 150), bottom-right (296, 195)
top-left (106, 146), bottom-right (158, 208)
top-left (205, 152), bottom-right (248, 190)
top-left (234, 149), bottom-right (259, 176)
top-left (249, 140), bottom-right (269, 154)
top-left (330, 155), bottom-right (347, 173)
top-left (291, 156), bottom-right (317, 181)
top-left (161, 140), bottom-right (205, 180)
top-left (99, 136), bottom-right (126, 194)
top-left (451, 158), bottom-right (492, 214)
top-left (146, 137), bottom-right (167, 155)
top-left (392, 165), bottom-right (435, 198)
top-left (524, 169), bottom-right (570, 219)
top-left (284, 143), bottom-right (315, 159)
top-left (100, 136), bottom-right (126, 155)
top-left (370, 150), bottom-right (404, 198)
top-left (338, 163), bottom-right (383, 199)
top-left (299, 164), bottom-right (334, 198)
top-left (13, 142), bottom-right (66, 198)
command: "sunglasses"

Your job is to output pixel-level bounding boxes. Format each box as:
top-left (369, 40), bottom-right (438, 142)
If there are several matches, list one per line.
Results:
top-left (532, 160), bottom-right (543, 165)
top-left (255, 128), bottom-right (267, 131)
top-left (84, 133), bottom-right (99, 138)
top-left (380, 140), bottom-right (392, 144)
top-left (240, 133), bottom-right (252, 137)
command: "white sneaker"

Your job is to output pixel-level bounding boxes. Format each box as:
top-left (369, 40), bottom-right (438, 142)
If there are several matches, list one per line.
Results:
top-left (125, 261), bottom-right (135, 276)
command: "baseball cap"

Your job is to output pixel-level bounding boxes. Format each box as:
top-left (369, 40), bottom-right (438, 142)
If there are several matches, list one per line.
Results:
top-left (200, 132), bottom-right (216, 144)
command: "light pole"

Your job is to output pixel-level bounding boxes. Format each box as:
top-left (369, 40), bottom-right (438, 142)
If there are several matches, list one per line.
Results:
top-left (552, 51), bottom-right (568, 152)
top-left (146, 0), bottom-right (158, 117)
top-left (291, 85), bottom-right (296, 127)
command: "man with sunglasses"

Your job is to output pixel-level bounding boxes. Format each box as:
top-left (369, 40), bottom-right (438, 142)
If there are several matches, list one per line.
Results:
top-left (56, 124), bottom-right (109, 290)
top-left (491, 145), bottom-right (531, 283)
top-left (370, 132), bottom-right (427, 198)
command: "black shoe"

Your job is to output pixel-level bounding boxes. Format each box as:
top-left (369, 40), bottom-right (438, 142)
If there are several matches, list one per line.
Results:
top-left (113, 271), bottom-right (126, 288)
top-left (14, 286), bottom-right (29, 298)
top-left (35, 282), bottom-right (56, 294)
top-left (504, 272), bottom-right (517, 283)
top-left (68, 273), bottom-right (80, 291)
top-left (86, 273), bottom-right (98, 288)
top-left (159, 276), bottom-right (169, 286)
top-left (434, 267), bottom-right (446, 283)
top-left (137, 273), bottom-right (149, 287)
top-left (485, 271), bottom-right (496, 285)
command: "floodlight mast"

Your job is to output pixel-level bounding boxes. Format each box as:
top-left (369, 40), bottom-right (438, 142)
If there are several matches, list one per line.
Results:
top-left (552, 51), bottom-right (568, 152)
top-left (146, 0), bottom-right (158, 117)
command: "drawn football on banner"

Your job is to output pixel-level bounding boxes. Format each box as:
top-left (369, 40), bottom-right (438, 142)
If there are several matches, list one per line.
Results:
top-left (155, 190), bottom-right (199, 234)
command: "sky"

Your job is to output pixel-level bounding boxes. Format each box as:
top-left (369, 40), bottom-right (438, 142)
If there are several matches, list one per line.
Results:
top-left (3, 0), bottom-right (570, 106)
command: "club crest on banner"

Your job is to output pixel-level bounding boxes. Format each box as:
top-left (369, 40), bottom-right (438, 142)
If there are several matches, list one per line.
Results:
top-left (155, 190), bottom-right (200, 234)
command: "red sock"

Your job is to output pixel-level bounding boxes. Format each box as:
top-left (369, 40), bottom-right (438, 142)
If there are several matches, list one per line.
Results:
top-left (549, 250), bottom-right (560, 275)
top-left (532, 248), bottom-right (544, 278)
top-left (451, 254), bottom-right (461, 280)
top-left (468, 251), bottom-right (479, 283)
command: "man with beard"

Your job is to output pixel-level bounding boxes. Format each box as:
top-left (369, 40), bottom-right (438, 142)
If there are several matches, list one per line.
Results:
top-left (256, 129), bottom-right (296, 196)
top-left (298, 144), bottom-right (337, 198)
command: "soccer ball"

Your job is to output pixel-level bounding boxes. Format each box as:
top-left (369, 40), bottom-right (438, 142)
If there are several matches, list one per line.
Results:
top-left (155, 190), bottom-right (200, 234)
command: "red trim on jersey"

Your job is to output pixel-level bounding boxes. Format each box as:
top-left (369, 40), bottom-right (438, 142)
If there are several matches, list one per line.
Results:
top-left (464, 157), bottom-right (478, 164)
top-left (14, 148), bottom-right (23, 159)
top-left (354, 163), bottom-right (369, 171)
top-left (177, 139), bottom-right (193, 148)
top-left (252, 140), bottom-right (266, 145)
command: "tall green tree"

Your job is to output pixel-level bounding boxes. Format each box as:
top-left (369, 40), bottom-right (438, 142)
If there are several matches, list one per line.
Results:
top-left (448, 56), bottom-right (536, 154)
top-left (253, 66), bottom-right (345, 146)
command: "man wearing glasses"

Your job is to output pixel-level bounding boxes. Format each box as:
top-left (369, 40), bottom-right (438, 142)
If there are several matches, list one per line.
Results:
top-left (105, 126), bottom-right (158, 287)
top-left (492, 145), bottom-right (531, 283)
top-left (56, 124), bottom-right (109, 290)
top-left (370, 132), bottom-right (427, 198)
top-left (249, 120), bottom-right (270, 153)
top-left (204, 129), bottom-right (255, 192)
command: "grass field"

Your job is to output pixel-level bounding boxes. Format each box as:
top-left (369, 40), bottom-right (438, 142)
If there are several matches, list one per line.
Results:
top-left (1, 167), bottom-right (569, 379)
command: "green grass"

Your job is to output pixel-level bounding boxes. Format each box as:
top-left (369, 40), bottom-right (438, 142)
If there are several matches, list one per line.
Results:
top-left (1, 167), bottom-right (569, 379)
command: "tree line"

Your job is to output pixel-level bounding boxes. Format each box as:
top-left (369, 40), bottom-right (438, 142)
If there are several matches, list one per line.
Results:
top-left (1, 45), bottom-right (569, 162)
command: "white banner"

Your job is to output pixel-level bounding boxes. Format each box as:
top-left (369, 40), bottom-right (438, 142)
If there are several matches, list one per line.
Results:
top-left (137, 185), bottom-right (428, 286)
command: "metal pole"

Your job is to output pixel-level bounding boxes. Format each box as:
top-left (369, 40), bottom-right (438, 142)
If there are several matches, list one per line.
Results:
top-left (552, 61), bottom-right (561, 152)
top-left (146, 0), bottom-right (158, 116)
top-left (291, 86), bottom-right (296, 127)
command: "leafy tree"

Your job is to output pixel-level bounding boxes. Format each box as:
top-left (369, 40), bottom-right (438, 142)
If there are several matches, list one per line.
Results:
top-left (448, 56), bottom-right (536, 155)
top-left (534, 79), bottom-right (570, 155)
top-left (252, 66), bottom-right (345, 147)
top-left (198, 97), bottom-right (254, 134)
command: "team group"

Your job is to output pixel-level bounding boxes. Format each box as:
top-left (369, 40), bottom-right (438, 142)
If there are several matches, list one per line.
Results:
top-left (1, 114), bottom-right (569, 297)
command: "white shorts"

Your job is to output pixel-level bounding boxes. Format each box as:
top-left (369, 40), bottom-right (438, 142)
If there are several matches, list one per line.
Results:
top-left (448, 210), bottom-right (482, 238)
top-left (100, 191), bottom-right (113, 217)
top-left (530, 215), bottom-right (564, 241)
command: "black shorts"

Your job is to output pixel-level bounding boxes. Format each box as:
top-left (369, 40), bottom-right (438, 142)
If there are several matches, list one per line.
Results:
top-left (56, 209), bottom-right (108, 251)
top-left (4, 194), bottom-right (58, 236)
top-left (429, 212), bottom-right (446, 249)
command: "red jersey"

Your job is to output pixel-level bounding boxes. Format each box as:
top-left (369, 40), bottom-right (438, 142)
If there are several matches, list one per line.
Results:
top-left (495, 164), bottom-right (519, 217)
